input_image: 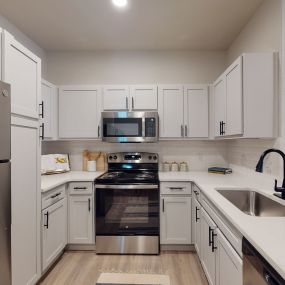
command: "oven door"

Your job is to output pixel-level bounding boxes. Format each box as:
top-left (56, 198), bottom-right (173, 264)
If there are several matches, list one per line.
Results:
top-left (96, 184), bottom-right (159, 236)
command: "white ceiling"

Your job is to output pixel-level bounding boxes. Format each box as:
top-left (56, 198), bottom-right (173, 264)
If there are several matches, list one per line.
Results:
top-left (0, 0), bottom-right (263, 51)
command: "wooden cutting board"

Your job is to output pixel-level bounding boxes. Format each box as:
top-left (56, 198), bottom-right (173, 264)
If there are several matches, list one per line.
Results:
top-left (83, 150), bottom-right (107, 172)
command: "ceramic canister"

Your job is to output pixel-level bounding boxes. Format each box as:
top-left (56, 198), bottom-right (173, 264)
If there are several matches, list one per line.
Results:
top-left (163, 162), bottom-right (171, 172)
top-left (180, 162), bottom-right (188, 172)
top-left (171, 162), bottom-right (179, 172)
top-left (87, 160), bottom-right (97, 172)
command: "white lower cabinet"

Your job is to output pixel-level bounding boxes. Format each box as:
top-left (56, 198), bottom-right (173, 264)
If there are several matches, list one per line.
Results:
top-left (68, 195), bottom-right (93, 244)
top-left (42, 198), bottom-right (67, 272)
top-left (201, 208), bottom-right (217, 285)
top-left (160, 195), bottom-right (192, 244)
top-left (216, 229), bottom-right (242, 285)
top-left (193, 195), bottom-right (202, 258)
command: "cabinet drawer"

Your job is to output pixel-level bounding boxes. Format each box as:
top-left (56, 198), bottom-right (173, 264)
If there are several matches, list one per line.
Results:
top-left (160, 182), bottom-right (191, 195)
top-left (69, 182), bottom-right (93, 195)
top-left (192, 184), bottom-right (201, 202)
top-left (42, 185), bottom-right (66, 210)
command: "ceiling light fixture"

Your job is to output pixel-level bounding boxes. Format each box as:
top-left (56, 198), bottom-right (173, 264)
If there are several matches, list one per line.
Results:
top-left (112, 0), bottom-right (128, 8)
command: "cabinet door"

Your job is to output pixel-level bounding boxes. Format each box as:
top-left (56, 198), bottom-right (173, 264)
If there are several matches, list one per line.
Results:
top-left (160, 196), bottom-right (191, 244)
top-left (11, 117), bottom-right (40, 285)
top-left (213, 77), bottom-right (226, 137)
top-left (226, 57), bottom-right (243, 136)
top-left (130, 85), bottom-right (158, 110)
top-left (102, 85), bottom-right (130, 110)
top-left (201, 208), bottom-right (217, 285)
top-left (41, 80), bottom-right (57, 139)
top-left (184, 85), bottom-right (209, 138)
top-left (59, 86), bottom-right (101, 138)
top-left (69, 195), bottom-right (93, 244)
top-left (42, 198), bottom-right (67, 272)
top-left (193, 197), bottom-right (202, 258)
top-left (3, 31), bottom-right (41, 119)
top-left (158, 86), bottom-right (184, 138)
top-left (216, 229), bottom-right (242, 285)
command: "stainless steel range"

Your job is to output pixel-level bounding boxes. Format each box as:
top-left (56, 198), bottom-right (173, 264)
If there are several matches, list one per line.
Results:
top-left (95, 152), bottom-right (159, 255)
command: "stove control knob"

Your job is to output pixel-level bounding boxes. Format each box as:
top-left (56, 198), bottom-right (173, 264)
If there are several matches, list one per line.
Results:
top-left (153, 155), bottom-right (158, 160)
top-left (109, 155), bottom-right (113, 160)
top-left (148, 155), bottom-right (152, 160)
top-left (113, 155), bottom-right (118, 160)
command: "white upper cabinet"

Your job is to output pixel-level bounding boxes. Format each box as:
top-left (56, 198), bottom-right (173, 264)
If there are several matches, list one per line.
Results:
top-left (102, 85), bottom-right (130, 110)
top-left (2, 31), bottom-right (41, 119)
top-left (225, 57), bottom-right (243, 136)
top-left (213, 53), bottom-right (278, 139)
top-left (213, 77), bottom-right (226, 137)
top-left (184, 85), bottom-right (209, 138)
top-left (59, 86), bottom-right (102, 139)
top-left (130, 85), bottom-right (158, 110)
top-left (158, 85), bottom-right (184, 138)
top-left (41, 80), bottom-right (58, 140)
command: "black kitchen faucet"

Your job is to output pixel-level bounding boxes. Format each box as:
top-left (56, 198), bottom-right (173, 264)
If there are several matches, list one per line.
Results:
top-left (256, 148), bottom-right (285, 199)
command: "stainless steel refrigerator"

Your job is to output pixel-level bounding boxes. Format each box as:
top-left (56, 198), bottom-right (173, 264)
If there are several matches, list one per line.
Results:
top-left (0, 81), bottom-right (11, 285)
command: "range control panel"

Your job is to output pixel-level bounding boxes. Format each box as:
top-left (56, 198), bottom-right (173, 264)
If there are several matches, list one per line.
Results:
top-left (108, 152), bottom-right (158, 163)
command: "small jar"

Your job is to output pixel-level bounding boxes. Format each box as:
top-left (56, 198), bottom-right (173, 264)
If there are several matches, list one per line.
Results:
top-left (163, 162), bottom-right (171, 172)
top-left (171, 162), bottom-right (179, 172)
top-left (180, 162), bottom-right (188, 172)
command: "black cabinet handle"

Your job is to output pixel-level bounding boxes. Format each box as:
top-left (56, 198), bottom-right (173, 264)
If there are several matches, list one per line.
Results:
top-left (74, 187), bottom-right (87, 190)
top-left (88, 198), bottom-right (91, 212)
top-left (209, 226), bottom-right (213, 246)
top-left (219, 121), bottom-right (222, 135)
top-left (44, 212), bottom-right (49, 229)
top-left (39, 101), bottom-right (44, 118)
top-left (132, 97), bottom-right (134, 109)
top-left (98, 125), bottom-right (100, 137)
top-left (221, 121), bottom-right (226, 135)
top-left (162, 199), bottom-right (165, 212)
top-left (195, 207), bottom-right (200, 222)
top-left (40, 123), bottom-right (45, 140)
top-left (51, 193), bottom-right (61, 199)
top-left (211, 230), bottom-right (217, 252)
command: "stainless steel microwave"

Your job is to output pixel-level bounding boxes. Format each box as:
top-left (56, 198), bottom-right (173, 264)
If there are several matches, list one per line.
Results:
top-left (102, 111), bottom-right (158, 143)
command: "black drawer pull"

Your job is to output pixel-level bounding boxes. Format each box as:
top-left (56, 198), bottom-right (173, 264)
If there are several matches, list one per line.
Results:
top-left (50, 193), bottom-right (61, 199)
top-left (74, 187), bottom-right (87, 190)
top-left (88, 198), bottom-right (91, 212)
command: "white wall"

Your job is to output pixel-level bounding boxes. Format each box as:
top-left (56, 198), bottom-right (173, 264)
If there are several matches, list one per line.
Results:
top-left (42, 140), bottom-right (228, 172)
top-left (226, 0), bottom-right (284, 177)
top-left (0, 14), bottom-right (47, 77)
top-left (46, 50), bottom-right (226, 85)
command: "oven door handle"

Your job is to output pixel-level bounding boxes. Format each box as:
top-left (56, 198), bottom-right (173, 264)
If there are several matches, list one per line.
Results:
top-left (95, 184), bottom-right (158, 189)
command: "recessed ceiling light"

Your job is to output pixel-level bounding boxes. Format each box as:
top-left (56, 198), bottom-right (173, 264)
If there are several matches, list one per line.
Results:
top-left (112, 0), bottom-right (128, 8)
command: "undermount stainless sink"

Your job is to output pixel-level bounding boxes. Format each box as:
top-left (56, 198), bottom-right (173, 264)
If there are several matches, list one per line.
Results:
top-left (216, 189), bottom-right (285, 217)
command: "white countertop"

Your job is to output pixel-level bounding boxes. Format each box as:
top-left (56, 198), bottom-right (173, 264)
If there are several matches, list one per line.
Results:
top-left (160, 170), bottom-right (285, 280)
top-left (41, 171), bottom-right (104, 192)
top-left (41, 169), bottom-right (285, 279)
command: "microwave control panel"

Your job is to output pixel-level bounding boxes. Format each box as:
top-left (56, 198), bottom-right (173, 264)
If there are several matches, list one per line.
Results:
top-left (145, 118), bottom-right (156, 137)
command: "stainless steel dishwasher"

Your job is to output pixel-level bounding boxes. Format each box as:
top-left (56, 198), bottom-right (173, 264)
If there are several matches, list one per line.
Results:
top-left (243, 238), bottom-right (285, 285)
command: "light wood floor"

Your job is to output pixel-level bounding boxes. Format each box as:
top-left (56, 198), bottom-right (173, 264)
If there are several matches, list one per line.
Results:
top-left (39, 251), bottom-right (208, 285)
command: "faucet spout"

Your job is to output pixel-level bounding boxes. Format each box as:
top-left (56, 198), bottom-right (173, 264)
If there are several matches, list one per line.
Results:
top-left (255, 148), bottom-right (285, 199)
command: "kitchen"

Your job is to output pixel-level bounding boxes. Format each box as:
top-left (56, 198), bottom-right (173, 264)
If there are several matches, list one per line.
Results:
top-left (0, 0), bottom-right (285, 284)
